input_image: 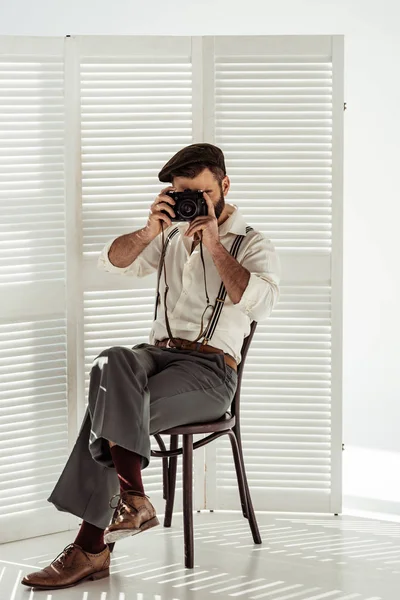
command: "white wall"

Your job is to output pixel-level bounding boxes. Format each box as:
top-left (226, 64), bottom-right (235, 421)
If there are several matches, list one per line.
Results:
top-left (1, 0), bottom-right (400, 519)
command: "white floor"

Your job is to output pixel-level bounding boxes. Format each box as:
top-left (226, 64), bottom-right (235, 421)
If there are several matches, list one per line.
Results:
top-left (1, 511), bottom-right (399, 600)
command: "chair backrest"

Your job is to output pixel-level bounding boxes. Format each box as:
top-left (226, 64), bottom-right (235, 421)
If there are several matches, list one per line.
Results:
top-left (231, 320), bottom-right (257, 419)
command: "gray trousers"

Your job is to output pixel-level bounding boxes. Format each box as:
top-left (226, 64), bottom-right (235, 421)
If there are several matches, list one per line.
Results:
top-left (47, 343), bottom-right (238, 529)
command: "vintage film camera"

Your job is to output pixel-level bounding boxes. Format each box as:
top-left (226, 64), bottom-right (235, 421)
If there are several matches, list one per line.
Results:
top-left (163, 189), bottom-right (208, 222)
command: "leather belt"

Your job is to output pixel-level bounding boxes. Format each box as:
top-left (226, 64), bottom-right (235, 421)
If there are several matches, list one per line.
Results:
top-left (154, 338), bottom-right (237, 372)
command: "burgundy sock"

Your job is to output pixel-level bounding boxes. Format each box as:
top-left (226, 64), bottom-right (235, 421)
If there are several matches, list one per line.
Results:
top-left (74, 520), bottom-right (106, 554)
top-left (110, 444), bottom-right (145, 496)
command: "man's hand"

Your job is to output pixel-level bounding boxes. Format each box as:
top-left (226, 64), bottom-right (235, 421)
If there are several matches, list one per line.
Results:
top-left (184, 192), bottom-right (220, 250)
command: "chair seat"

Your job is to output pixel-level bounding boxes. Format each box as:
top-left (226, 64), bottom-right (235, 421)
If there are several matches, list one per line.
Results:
top-left (158, 412), bottom-right (235, 435)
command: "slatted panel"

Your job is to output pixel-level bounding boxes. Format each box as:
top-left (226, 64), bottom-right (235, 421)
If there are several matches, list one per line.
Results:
top-left (216, 285), bottom-right (332, 511)
top-left (80, 53), bottom-right (193, 508)
top-left (0, 318), bottom-right (68, 511)
top-left (0, 57), bottom-right (66, 283)
top-left (80, 57), bottom-right (192, 256)
top-left (215, 56), bottom-right (332, 252)
top-left (0, 317), bottom-right (69, 540)
top-left (212, 43), bottom-right (339, 512)
top-left (0, 51), bottom-right (70, 543)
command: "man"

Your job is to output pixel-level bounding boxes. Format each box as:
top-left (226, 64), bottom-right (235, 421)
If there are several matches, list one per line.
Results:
top-left (21, 143), bottom-right (281, 590)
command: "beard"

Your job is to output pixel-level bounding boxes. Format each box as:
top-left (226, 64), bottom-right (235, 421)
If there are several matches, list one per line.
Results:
top-left (213, 184), bottom-right (225, 220)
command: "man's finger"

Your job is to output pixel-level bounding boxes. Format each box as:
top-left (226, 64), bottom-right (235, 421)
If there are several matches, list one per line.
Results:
top-left (186, 226), bottom-right (201, 237)
top-left (185, 218), bottom-right (210, 235)
top-left (185, 224), bottom-right (203, 236)
top-left (202, 192), bottom-right (215, 216)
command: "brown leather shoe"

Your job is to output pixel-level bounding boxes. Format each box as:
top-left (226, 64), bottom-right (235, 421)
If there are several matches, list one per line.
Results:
top-left (104, 490), bottom-right (159, 543)
top-left (21, 543), bottom-right (110, 590)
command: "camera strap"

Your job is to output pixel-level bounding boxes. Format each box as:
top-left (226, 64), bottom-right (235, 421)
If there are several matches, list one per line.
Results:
top-left (154, 224), bottom-right (179, 324)
top-left (153, 224), bottom-right (254, 346)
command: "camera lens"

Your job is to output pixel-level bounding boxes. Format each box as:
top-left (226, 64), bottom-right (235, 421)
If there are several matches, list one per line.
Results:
top-left (179, 200), bottom-right (196, 218)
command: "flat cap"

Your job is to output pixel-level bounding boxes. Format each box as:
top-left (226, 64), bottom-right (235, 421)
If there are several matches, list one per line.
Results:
top-left (158, 143), bottom-right (226, 183)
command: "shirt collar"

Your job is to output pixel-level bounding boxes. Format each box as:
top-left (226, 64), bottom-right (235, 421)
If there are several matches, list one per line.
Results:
top-left (218, 204), bottom-right (247, 236)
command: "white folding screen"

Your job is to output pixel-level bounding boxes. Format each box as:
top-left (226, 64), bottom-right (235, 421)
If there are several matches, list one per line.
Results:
top-left (203, 36), bottom-right (344, 514)
top-left (74, 37), bottom-right (196, 515)
top-left (0, 38), bottom-right (72, 543)
top-left (0, 35), bottom-right (343, 542)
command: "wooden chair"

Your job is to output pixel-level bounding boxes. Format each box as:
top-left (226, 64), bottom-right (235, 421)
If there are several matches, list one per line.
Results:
top-left (151, 320), bottom-right (261, 568)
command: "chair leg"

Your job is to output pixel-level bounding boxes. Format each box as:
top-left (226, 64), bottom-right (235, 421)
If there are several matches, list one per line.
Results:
top-left (182, 433), bottom-right (194, 568)
top-left (162, 456), bottom-right (169, 501)
top-left (154, 433), bottom-right (169, 501)
top-left (227, 430), bottom-right (249, 519)
top-left (227, 429), bottom-right (262, 545)
top-left (164, 435), bottom-right (179, 528)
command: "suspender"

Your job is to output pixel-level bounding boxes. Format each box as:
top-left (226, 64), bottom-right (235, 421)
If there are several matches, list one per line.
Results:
top-left (153, 225), bottom-right (254, 344)
top-left (202, 225), bottom-right (254, 344)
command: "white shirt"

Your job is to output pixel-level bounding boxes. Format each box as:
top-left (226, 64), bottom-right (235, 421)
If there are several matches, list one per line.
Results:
top-left (98, 204), bottom-right (281, 365)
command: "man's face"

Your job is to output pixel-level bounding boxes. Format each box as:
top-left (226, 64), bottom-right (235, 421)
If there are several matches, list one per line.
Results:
top-left (172, 168), bottom-right (228, 220)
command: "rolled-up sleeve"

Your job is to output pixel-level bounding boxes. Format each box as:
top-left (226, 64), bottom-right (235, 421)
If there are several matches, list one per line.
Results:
top-left (236, 233), bottom-right (281, 322)
top-left (97, 234), bottom-right (162, 278)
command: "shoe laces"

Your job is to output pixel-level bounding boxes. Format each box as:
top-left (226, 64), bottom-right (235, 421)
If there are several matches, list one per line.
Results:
top-left (52, 543), bottom-right (75, 567)
top-left (109, 490), bottom-right (150, 515)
